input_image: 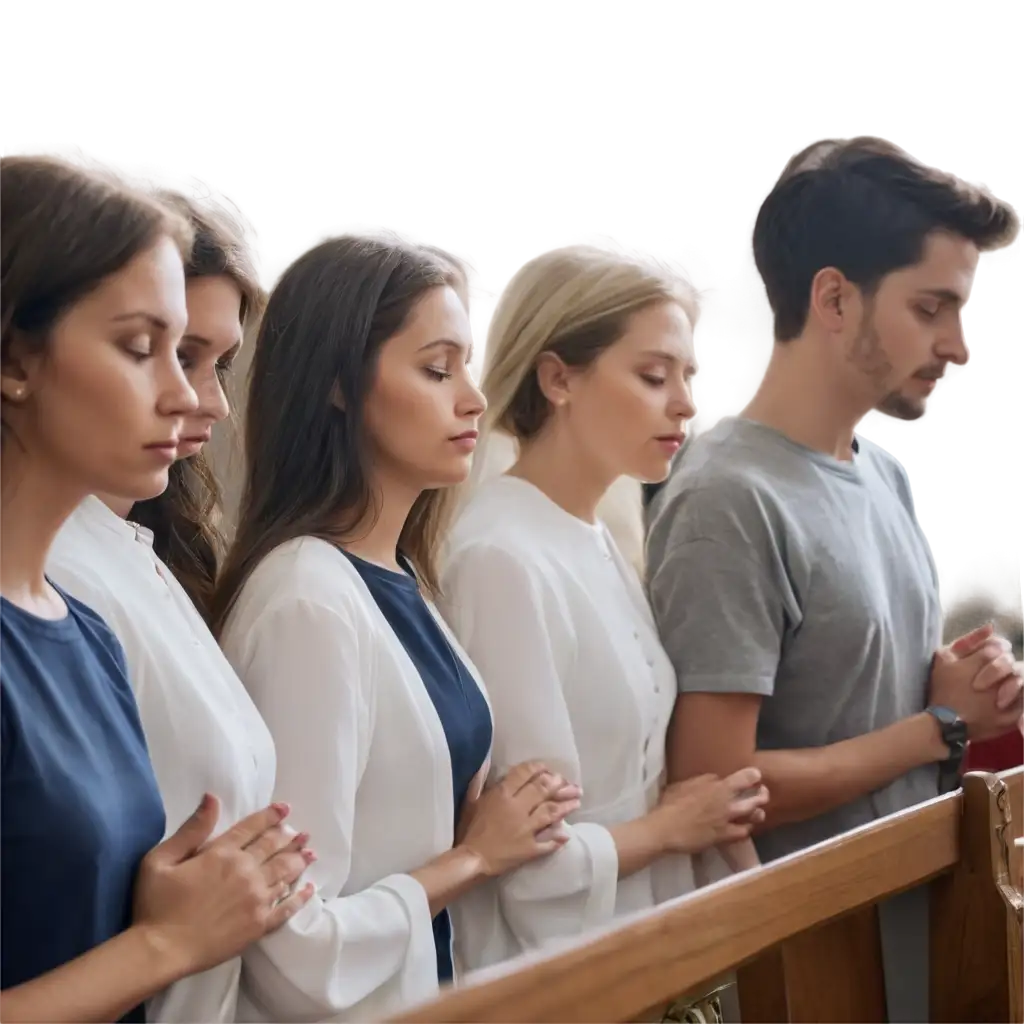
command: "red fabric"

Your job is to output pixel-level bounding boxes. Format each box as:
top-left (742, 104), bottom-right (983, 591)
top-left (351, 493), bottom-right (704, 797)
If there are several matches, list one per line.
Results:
top-left (963, 728), bottom-right (1024, 774)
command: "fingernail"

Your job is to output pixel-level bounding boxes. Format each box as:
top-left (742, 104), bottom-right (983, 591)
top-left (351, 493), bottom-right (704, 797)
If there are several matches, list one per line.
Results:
top-left (197, 793), bottom-right (211, 812)
top-left (295, 832), bottom-right (310, 846)
top-left (272, 802), bottom-right (290, 818)
top-left (303, 849), bottom-right (318, 863)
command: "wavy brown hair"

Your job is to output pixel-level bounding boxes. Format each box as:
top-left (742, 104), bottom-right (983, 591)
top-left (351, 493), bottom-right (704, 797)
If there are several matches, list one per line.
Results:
top-left (209, 235), bottom-right (465, 638)
top-left (131, 192), bottom-right (265, 618)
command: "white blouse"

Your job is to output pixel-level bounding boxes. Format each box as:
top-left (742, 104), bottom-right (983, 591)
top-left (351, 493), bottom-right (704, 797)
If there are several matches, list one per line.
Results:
top-left (440, 476), bottom-right (694, 971)
top-left (219, 537), bottom-right (493, 1023)
top-left (46, 496), bottom-right (276, 1024)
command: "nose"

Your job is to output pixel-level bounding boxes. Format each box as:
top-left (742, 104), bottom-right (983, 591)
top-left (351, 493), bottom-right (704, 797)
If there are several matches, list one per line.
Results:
top-left (936, 322), bottom-right (969, 367)
top-left (670, 381), bottom-right (697, 423)
top-left (457, 373), bottom-right (487, 419)
top-left (157, 352), bottom-right (199, 419)
top-left (194, 372), bottom-right (231, 425)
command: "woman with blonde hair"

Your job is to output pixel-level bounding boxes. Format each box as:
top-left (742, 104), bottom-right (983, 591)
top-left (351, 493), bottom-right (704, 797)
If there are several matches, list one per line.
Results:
top-left (441, 245), bottom-right (768, 968)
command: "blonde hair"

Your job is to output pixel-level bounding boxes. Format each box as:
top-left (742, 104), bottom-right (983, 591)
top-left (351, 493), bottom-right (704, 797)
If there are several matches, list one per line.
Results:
top-left (479, 245), bottom-right (699, 443)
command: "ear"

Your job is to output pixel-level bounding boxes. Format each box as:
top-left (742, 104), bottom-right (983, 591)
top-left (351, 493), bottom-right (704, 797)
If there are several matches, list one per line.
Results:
top-left (808, 267), bottom-right (861, 334)
top-left (534, 352), bottom-right (574, 409)
top-left (328, 378), bottom-right (345, 412)
top-left (1, 330), bottom-right (39, 403)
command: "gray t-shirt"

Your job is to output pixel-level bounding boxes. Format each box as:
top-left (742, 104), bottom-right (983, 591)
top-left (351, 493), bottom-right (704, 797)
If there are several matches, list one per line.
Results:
top-left (647, 416), bottom-right (943, 863)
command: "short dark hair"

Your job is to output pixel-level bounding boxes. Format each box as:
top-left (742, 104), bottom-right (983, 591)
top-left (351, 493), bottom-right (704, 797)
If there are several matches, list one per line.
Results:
top-left (132, 191), bottom-right (266, 620)
top-left (753, 137), bottom-right (1019, 341)
top-left (210, 235), bottom-right (464, 636)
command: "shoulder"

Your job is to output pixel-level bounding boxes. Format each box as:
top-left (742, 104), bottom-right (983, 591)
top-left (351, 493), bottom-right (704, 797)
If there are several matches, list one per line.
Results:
top-left (448, 478), bottom-right (558, 562)
top-left (237, 536), bottom-right (368, 616)
top-left (855, 435), bottom-right (915, 510)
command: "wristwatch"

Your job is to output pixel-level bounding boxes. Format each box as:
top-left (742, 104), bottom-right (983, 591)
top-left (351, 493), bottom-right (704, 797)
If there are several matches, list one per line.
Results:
top-left (924, 705), bottom-right (968, 792)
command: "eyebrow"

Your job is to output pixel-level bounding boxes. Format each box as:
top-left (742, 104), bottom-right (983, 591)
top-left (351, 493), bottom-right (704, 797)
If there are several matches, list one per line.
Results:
top-left (181, 332), bottom-right (242, 356)
top-left (917, 287), bottom-right (965, 306)
top-left (418, 338), bottom-right (474, 362)
top-left (111, 311), bottom-right (170, 330)
top-left (639, 349), bottom-right (699, 374)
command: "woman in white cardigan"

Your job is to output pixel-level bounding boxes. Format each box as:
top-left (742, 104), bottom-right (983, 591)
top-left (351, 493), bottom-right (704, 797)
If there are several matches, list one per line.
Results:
top-left (440, 246), bottom-right (769, 970)
top-left (209, 236), bottom-right (581, 1022)
top-left (46, 193), bottom-right (317, 1023)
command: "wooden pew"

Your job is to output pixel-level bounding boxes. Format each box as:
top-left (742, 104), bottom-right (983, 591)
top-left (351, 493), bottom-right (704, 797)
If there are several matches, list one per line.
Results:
top-left (392, 767), bottom-right (1022, 1024)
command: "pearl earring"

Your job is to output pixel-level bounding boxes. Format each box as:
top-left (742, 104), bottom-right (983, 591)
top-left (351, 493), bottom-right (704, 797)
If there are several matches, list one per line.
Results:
top-left (9, 384), bottom-right (26, 400)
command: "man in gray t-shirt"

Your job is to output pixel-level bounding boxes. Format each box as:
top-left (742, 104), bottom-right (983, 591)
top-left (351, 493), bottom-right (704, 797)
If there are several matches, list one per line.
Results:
top-left (648, 137), bottom-right (1023, 867)
top-left (649, 418), bottom-right (946, 861)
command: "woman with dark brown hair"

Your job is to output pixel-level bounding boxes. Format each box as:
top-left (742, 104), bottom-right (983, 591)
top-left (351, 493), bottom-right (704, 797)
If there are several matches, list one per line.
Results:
top-left (46, 192), bottom-right (284, 1023)
top-left (1, 157), bottom-right (312, 1024)
top-left (132, 191), bottom-right (264, 616)
top-left (211, 235), bottom-right (581, 1021)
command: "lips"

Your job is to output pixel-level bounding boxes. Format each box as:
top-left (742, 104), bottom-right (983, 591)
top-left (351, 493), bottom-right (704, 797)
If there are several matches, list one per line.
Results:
top-left (450, 430), bottom-right (479, 442)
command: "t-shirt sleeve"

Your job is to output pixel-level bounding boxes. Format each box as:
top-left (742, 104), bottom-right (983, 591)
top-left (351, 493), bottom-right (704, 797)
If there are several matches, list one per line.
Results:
top-left (647, 482), bottom-right (799, 698)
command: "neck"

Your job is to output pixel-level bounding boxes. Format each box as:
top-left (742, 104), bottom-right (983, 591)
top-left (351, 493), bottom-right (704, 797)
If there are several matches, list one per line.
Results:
top-left (340, 472), bottom-right (421, 571)
top-left (0, 446), bottom-right (84, 605)
top-left (510, 427), bottom-right (615, 523)
top-left (743, 337), bottom-right (870, 460)
top-left (95, 491), bottom-right (134, 519)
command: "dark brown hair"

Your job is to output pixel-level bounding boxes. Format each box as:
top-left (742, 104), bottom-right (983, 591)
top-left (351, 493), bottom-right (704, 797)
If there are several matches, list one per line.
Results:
top-left (209, 235), bottom-right (464, 636)
top-left (130, 192), bottom-right (265, 618)
top-left (2, 156), bottom-right (191, 439)
top-left (753, 136), bottom-right (1019, 341)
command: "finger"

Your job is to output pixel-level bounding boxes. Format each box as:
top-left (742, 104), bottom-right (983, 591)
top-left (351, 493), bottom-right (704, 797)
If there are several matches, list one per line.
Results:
top-left (729, 793), bottom-right (769, 820)
top-left (499, 761), bottom-right (549, 795)
top-left (152, 793), bottom-right (220, 864)
top-left (973, 652), bottom-right (1016, 692)
top-left (995, 677), bottom-right (1023, 713)
top-left (552, 782), bottom-right (583, 801)
top-left (215, 803), bottom-right (291, 851)
top-left (529, 837), bottom-right (569, 860)
top-left (531, 798), bottom-right (581, 829)
top-left (750, 808), bottom-right (767, 824)
top-left (724, 767), bottom-right (762, 793)
top-left (515, 773), bottom-right (569, 812)
top-left (265, 882), bottom-right (316, 931)
top-left (264, 847), bottom-right (316, 888)
top-left (950, 623), bottom-right (995, 657)
top-left (720, 822), bottom-right (754, 843)
top-left (245, 824), bottom-right (300, 863)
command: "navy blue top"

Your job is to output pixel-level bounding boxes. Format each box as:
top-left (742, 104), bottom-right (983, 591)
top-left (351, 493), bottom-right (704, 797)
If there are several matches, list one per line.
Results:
top-left (1, 586), bottom-right (166, 1022)
top-left (342, 551), bottom-right (492, 984)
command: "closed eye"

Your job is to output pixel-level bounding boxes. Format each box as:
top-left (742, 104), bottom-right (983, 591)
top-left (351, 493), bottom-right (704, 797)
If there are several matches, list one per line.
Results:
top-left (424, 366), bottom-right (452, 382)
top-left (640, 373), bottom-right (667, 387)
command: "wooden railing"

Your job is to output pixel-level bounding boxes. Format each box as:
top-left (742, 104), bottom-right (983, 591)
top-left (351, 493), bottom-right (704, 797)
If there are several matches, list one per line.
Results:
top-left (393, 768), bottom-right (1022, 1024)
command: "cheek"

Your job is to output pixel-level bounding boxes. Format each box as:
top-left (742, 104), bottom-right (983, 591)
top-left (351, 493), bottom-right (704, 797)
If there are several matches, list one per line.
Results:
top-left (41, 349), bottom-right (140, 439)
top-left (366, 375), bottom-right (448, 457)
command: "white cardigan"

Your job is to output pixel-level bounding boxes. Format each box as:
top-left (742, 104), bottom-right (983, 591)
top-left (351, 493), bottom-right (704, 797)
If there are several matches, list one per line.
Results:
top-left (46, 496), bottom-right (276, 1024)
top-left (220, 537), bottom-right (493, 1022)
top-left (441, 476), bottom-right (694, 972)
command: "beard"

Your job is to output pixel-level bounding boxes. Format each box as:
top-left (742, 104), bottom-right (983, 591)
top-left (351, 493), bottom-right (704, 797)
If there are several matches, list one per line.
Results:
top-left (846, 309), bottom-right (930, 421)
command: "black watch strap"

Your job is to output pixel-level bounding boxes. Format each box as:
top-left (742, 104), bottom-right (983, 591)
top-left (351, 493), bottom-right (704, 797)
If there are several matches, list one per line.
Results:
top-left (925, 705), bottom-right (967, 792)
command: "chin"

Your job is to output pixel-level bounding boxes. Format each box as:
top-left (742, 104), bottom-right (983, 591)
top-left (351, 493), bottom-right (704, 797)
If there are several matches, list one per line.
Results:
top-left (128, 470), bottom-right (173, 502)
top-left (876, 394), bottom-right (927, 421)
top-left (628, 455), bottom-right (673, 485)
top-left (424, 460), bottom-right (473, 489)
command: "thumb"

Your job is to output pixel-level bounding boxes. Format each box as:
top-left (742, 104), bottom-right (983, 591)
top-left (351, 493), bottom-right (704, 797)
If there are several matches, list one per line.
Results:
top-left (154, 793), bottom-right (220, 864)
top-left (950, 623), bottom-right (995, 658)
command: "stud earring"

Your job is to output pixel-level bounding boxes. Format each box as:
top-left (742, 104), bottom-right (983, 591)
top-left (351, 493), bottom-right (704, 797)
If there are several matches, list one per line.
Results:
top-left (8, 384), bottom-right (26, 400)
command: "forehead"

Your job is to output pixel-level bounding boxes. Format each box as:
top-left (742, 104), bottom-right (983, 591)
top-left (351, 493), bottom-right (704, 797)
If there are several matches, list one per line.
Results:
top-left (389, 284), bottom-right (472, 350)
top-left (184, 275), bottom-right (244, 342)
top-left (610, 300), bottom-right (695, 359)
top-left (882, 231), bottom-right (979, 300)
top-left (76, 236), bottom-right (188, 328)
